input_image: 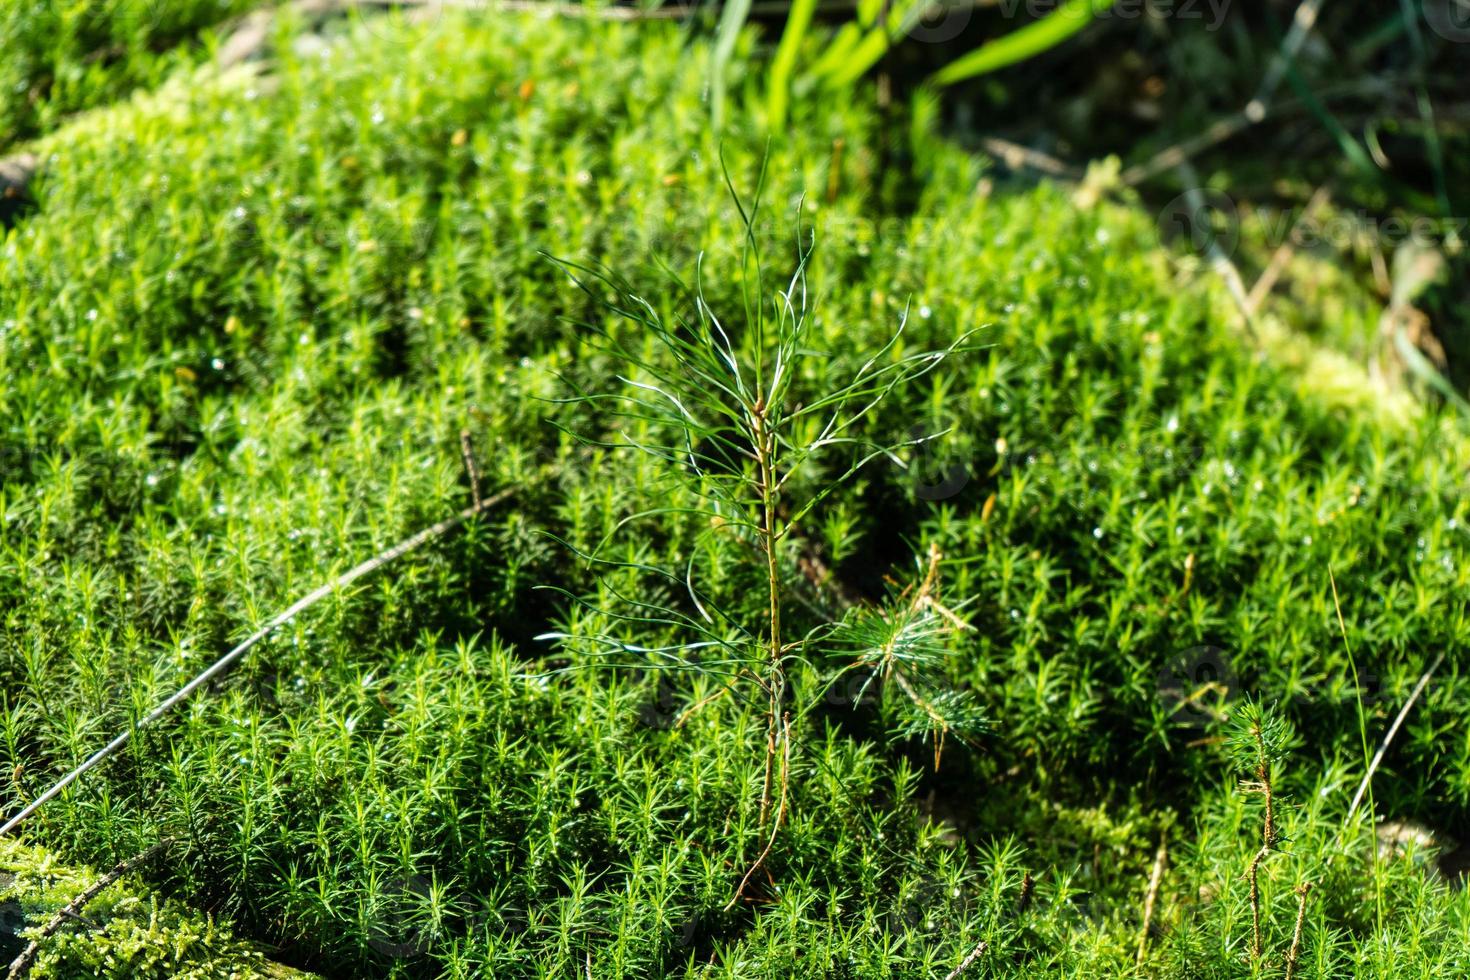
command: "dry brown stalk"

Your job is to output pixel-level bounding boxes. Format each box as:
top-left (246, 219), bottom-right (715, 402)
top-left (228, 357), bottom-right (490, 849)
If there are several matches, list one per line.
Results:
top-left (941, 939), bottom-right (988, 980)
top-left (1136, 836), bottom-right (1169, 965)
top-left (1285, 882), bottom-right (1312, 980)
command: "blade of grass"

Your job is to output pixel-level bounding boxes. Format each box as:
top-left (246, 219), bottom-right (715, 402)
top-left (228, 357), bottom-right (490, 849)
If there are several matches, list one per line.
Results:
top-left (1395, 0), bottom-right (1451, 215)
top-left (930, 0), bottom-right (1112, 88)
top-left (1327, 566), bottom-right (1384, 938)
top-left (710, 0), bottom-right (754, 129)
top-left (767, 0), bottom-right (820, 129)
top-left (1347, 651), bottom-right (1446, 821)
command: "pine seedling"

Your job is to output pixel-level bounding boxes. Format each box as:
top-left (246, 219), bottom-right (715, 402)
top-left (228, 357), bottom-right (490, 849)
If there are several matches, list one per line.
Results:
top-left (822, 542), bottom-right (986, 769)
top-left (1227, 698), bottom-right (1291, 962)
top-left (538, 183), bottom-right (975, 905)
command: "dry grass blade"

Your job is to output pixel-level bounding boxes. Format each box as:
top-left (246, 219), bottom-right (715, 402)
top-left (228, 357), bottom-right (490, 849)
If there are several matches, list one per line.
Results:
top-left (1122, 0), bottom-right (1328, 185)
top-left (1245, 184), bottom-right (1333, 315)
top-left (1173, 160), bottom-right (1258, 340)
top-left (1136, 836), bottom-right (1168, 964)
top-left (0, 489), bottom-right (512, 839)
top-left (726, 712), bottom-right (791, 910)
top-left (979, 137), bottom-right (1082, 180)
top-left (1347, 651), bottom-right (1447, 822)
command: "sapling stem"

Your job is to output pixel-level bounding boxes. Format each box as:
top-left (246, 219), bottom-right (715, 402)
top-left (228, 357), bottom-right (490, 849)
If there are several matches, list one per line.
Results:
top-left (1245, 719), bottom-right (1275, 961)
top-left (1285, 882), bottom-right (1312, 980)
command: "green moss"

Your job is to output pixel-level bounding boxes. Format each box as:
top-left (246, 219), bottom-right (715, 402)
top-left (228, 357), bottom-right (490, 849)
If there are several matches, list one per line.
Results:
top-left (0, 839), bottom-right (311, 978)
top-left (0, 9), bottom-right (1468, 977)
top-left (0, 0), bottom-right (257, 147)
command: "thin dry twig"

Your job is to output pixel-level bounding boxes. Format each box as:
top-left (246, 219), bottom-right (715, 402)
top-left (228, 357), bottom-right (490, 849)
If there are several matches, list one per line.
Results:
top-left (1347, 651), bottom-right (1447, 822)
top-left (725, 712), bottom-right (791, 911)
top-left (673, 667), bottom-right (761, 728)
top-left (1123, 112), bottom-right (1258, 187)
top-left (1247, 0), bottom-right (1328, 123)
top-left (1136, 836), bottom-right (1168, 965)
top-left (979, 137), bottom-right (1082, 181)
top-left (1245, 184), bottom-right (1333, 316)
top-left (1122, 0), bottom-right (1328, 185)
top-left (1328, 565), bottom-right (1441, 834)
top-left (942, 939), bottom-right (988, 980)
top-left (1173, 159), bottom-right (1258, 340)
top-left (0, 488), bottom-right (512, 839)
top-left (7, 839), bottom-right (173, 980)
top-left (460, 429), bottom-right (483, 508)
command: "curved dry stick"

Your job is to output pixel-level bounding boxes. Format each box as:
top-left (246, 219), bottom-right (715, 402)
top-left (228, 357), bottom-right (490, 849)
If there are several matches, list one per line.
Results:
top-left (7, 839), bottom-right (172, 980)
top-left (942, 939), bottom-right (988, 980)
top-left (0, 489), bottom-right (511, 839)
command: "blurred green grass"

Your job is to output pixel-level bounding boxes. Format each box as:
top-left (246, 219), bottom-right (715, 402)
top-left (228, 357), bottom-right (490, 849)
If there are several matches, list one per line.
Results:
top-left (0, 0), bottom-right (257, 148)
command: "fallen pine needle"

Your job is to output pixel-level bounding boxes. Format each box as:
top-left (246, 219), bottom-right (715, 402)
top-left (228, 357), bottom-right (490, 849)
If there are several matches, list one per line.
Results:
top-left (0, 489), bottom-right (511, 839)
top-left (1347, 650), bottom-right (1446, 822)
